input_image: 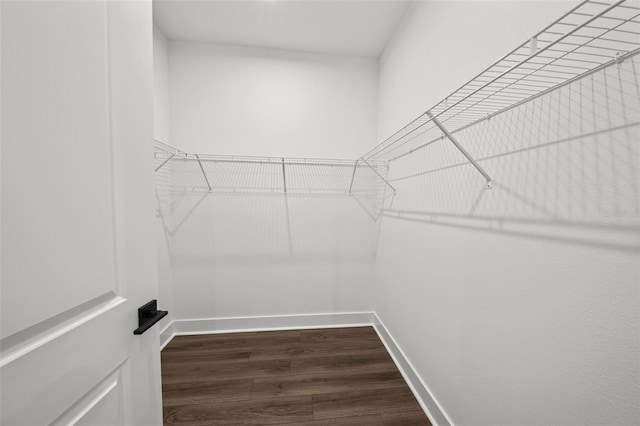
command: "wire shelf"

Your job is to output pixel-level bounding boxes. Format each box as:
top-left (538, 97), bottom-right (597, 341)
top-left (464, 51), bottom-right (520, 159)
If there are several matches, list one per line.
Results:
top-left (153, 140), bottom-right (390, 200)
top-left (362, 0), bottom-right (640, 162)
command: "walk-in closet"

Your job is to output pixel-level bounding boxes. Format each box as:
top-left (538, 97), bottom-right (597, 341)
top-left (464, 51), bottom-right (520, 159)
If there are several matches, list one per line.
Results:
top-left (1, 0), bottom-right (639, 425)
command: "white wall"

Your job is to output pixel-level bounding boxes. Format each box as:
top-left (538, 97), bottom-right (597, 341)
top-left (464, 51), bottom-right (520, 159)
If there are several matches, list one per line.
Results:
top-left (168, 192), bottom-right (377, 322)
top-left (153, 24), bottom-right (174, 338)
top-left (169, 41), bottom-right (378, 158)
top-left (154, 24), bottom-right (171, 144)
top-left (375, 2), bottom-right (639, 426)
top-left (156, 39), bottom-right (381, 326)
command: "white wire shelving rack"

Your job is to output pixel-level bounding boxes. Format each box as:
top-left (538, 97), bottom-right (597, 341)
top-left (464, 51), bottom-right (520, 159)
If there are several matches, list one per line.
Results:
top-left (361, 0), bottom-right (640, 189)
top-left (153, 140), bottom-right (391, 199)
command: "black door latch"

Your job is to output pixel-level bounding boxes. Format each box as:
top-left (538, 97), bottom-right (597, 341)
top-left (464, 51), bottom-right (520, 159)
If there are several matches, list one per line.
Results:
top-left (133, 300), bottom-right (168, 335)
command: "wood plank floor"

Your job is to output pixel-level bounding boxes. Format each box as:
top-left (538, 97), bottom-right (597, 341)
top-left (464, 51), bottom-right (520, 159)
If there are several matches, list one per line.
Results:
top-left (162, 327), bottom-right (431, 425)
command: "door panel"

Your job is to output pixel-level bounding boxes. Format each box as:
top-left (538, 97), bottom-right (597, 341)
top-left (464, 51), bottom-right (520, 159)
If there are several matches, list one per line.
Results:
top-left (1, 1), bottom-right (162, 424)
top-left (0, 293), bottom-right (125, 368)
top-left (1, 306), bottom-right (130, 425)
top-left (0, 0), bottom-right (116, 341)
top-left (55, 365), bottom-right (126, 426)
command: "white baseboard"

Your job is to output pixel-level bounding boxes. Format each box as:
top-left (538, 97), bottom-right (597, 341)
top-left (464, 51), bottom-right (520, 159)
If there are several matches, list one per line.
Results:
top-left (157, 311), bottom-right (450, 426)
top-left (159, 321), bottom-right (175, 351)
top-left (373, 313), bottom-right (453, 426)
top-left (172, 311), bottom-right (374, 335)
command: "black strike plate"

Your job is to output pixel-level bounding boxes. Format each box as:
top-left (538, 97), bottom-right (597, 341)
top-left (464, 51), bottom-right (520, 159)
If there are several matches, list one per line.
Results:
top-left (133, 300), bottom-right (168, 335)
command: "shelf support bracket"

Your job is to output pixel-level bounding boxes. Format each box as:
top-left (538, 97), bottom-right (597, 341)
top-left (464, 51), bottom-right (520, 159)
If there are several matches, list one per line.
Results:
top-left (348, 160), bottom-right (359, 194)
top-left (282, 158), bottom-right (287, 193)
top-left (195, 154), bottom-right (212, 191)
top-left (427, 111), bottom-right (493, 189)
top-left (155, 153), bottom-right (175, 172)
top-left (361, 158), bottom-right (396, 194)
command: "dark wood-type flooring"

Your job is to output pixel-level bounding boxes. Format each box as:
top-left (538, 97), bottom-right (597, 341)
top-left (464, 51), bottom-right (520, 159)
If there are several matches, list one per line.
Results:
top-left (162, 326), bottom-right (431, 425)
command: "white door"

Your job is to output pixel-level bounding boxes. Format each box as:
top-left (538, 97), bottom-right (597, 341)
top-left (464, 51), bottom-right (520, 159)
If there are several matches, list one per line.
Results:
top-left (1, 1), bottom-right (164, 425)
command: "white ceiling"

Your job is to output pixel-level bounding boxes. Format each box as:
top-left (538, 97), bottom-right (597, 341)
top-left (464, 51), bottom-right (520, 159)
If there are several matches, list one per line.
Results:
top-left (153, 0), bottom-right (413, 57)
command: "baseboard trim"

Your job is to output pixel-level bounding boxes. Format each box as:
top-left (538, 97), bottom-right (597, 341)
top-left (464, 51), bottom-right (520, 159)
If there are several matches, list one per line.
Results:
top-left (159, 321), bottom-right (175, 351)
top-left (169, 311), bottom-right (375, 337)
top-left (373, 313), bottom-right (453, 426)
top-left (159, 312), bottom-right (374, 350)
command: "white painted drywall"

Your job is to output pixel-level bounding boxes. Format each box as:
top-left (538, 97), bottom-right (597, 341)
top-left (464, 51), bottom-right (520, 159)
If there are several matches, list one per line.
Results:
top-left (168, 192), bottom-right (377, 322)
top-left (161, 42), bottom-right (377, 319)
top-left (154, 24), bottom-right (171, 144)
top-left (153, 24), bottom-right (174, 334)
top-left (375, 2), bottom-right (639, 425)
top-left (159, 40), bottom-right (380, 323)
top-left (168, 41), bottom-right (378, 158)
top-left (153, 0), bottom-right (411, 57)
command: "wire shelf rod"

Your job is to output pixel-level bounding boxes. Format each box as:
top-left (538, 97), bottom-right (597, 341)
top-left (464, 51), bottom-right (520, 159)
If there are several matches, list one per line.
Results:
top-left (361, 0), bottom-right (640, 162)
top-left (432, 24), bottom-right (640, 141)
top-left (452, 48), bottom-right (640, 132)
top-left (155, 153), bottom-right (175, 172)
top-left (388, 49), bottom-right (640, 164)
top-left (281, 158), bottom-right (287, 193)
top-left (358, 0), bottom-right (598, 161)
top-left (153, 143), bottom-right (392, 201)
top-left (348, 160), bottom-right (359, 194)
top-left (390, 42), bottom-right (636, 159)
top-left (160, 156), bottom-right (383, 168)
top-left (195, 154), bottom-right (212, 192)
top-left (426, 111), bottom-right (493, 188)
top-left (381, 57), bottom-right (638, 164)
